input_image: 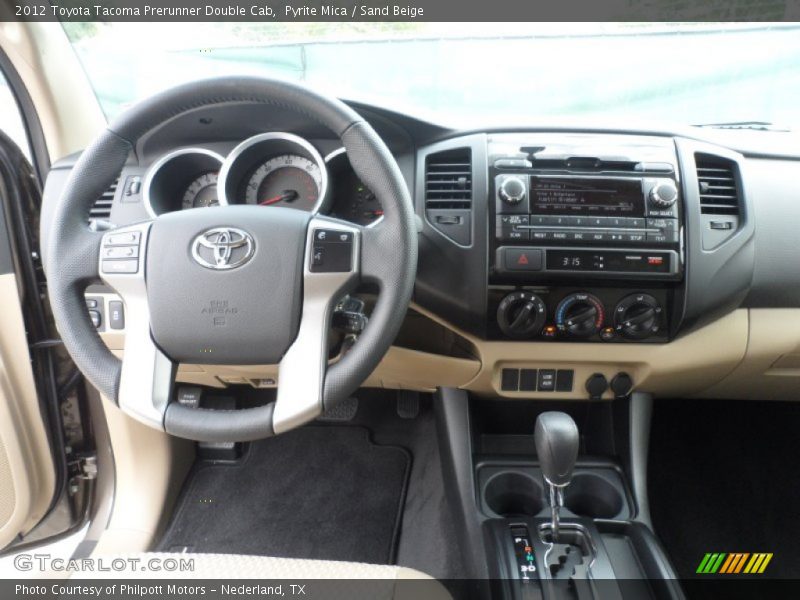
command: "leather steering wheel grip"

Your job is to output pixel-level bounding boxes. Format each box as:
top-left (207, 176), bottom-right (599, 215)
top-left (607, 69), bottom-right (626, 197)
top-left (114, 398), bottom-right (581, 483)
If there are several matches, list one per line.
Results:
top-left (44, 76), bottom-right (417, 438)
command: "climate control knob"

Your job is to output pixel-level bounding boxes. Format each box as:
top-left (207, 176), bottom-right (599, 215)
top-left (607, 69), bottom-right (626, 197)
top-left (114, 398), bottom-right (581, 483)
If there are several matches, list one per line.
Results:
top-left (614, 293), bottom-right (663, 339)
top-left (498, 176), bottom-right (527, 205)
top-left (556, 293), bottom-right (605, 338)
top-left (649, 181), bottom-right (678, 208)
top-left (497, 291), bottom-right (547, 339)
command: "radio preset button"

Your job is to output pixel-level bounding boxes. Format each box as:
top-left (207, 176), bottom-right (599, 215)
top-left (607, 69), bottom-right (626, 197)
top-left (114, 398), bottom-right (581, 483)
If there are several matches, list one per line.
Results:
top-left (625, 218), bottom-right (646, 228)
top-left (606, 217), bottom-right (627, 228)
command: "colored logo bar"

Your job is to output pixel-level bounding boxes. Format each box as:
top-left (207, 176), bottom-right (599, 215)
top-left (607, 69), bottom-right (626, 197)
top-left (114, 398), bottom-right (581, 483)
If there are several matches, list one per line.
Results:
top-left (696, 553), bottom-right (773, 574)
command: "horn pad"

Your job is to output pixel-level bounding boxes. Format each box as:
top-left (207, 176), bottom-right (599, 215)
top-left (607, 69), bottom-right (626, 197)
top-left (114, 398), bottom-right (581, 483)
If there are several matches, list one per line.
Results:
top-left (146, 205), bottom-right (310, 364)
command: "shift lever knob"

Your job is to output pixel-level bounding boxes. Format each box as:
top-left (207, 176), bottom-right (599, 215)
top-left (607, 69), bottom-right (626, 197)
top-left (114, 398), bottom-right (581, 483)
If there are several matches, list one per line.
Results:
top-left (534, 412), bottom-right (579, 487)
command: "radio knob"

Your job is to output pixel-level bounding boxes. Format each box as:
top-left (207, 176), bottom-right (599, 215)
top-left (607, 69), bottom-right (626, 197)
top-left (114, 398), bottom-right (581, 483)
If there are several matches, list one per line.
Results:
top-left (649, 181), bottom-right (678, 207)
top-left (614, 293), bottom-right (662, 339)
top-left (497, 291), bottom-right (547, 339)
top-left (499, 176), bottom-right (527, 205)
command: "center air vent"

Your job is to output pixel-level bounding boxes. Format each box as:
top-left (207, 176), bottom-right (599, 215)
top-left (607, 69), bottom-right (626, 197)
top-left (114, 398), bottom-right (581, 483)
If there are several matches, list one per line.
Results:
top-left (424, 148), bottom-right (473, 246)
top-left (88, 178), bottom-right (119, 222)
top-left (696, 154), bottom-right (740, 216)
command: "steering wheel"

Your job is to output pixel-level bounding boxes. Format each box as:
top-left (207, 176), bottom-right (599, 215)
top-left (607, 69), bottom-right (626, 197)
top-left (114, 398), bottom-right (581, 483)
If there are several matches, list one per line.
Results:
top-left (47, 77), bottom-right (417, 442)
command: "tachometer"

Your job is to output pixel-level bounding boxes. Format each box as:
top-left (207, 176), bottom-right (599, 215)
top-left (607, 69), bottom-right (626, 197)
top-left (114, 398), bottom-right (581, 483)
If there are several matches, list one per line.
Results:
top-left (181, 172), bottom-right (219, 209)
top-left (244, 154), bottom-right (323, 211)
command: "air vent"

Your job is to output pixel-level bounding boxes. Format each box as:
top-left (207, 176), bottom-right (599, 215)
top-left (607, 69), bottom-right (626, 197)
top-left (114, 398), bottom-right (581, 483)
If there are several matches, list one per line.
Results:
top-left (89, 178), bottom-right (119, 221)
top-left (425, 149), bottom-right (472, 209)
top-left (696, 154), bottom-right (740, 215)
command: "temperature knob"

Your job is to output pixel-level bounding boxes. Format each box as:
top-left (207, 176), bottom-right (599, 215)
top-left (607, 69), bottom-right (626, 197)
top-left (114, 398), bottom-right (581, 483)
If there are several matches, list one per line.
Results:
top-left (649, 181), bottom-right (678, 208)
top-left (497, 291), bottom-right (547, 339)
top-left (498, 176), bottom-right (527, 205)
top-left (614, 293), bottom-right (663, 339)
top-left (556, 293), bottom-right (605, 338)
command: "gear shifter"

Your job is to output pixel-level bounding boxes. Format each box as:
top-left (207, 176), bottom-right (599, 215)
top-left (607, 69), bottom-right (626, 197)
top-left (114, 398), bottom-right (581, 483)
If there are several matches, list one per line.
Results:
top-left (534, 412), bottom-right (579, 542)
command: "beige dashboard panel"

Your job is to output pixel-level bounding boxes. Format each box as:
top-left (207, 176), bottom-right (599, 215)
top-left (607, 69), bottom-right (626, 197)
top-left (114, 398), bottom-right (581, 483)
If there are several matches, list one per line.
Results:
top-left (98, 296), bottom-right (749, 400)
top-left (411, 303), bottom-right (749, 400)
top-left (697, 309), bottom-right (800, 401)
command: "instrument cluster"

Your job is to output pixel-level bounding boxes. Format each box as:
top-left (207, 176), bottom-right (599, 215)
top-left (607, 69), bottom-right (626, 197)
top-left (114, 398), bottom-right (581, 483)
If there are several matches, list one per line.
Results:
top-left (142, 132), bottom-right (382, 226)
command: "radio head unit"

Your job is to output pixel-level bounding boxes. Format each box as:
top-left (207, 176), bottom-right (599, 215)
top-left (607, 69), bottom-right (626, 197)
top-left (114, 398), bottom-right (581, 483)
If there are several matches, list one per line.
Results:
top-left (490, 139), bottom-right (684, 282)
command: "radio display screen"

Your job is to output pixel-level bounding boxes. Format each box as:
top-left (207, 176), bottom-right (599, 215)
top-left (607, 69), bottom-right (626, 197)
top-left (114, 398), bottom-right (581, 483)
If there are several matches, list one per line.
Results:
top-left (546, 250), bottom-right (672, 273)
top-left (530, 176), bottom-right (644, 216)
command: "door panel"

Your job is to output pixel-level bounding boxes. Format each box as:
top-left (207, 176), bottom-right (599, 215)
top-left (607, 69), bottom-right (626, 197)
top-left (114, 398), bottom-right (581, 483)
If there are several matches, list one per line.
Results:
top-left (0, 272), bottom-right (55, 548)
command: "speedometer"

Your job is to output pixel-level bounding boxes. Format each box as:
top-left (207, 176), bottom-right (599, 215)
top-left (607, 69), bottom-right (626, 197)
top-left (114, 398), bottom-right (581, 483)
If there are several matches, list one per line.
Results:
top-left (244, 154), bottom-right (323, 211)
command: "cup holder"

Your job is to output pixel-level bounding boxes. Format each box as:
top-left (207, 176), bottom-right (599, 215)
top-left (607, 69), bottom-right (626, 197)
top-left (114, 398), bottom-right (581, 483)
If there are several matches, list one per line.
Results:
top-left (484, 472), bottom-right (544, 518)
top-left (563, 472), bottom-right (624, 519)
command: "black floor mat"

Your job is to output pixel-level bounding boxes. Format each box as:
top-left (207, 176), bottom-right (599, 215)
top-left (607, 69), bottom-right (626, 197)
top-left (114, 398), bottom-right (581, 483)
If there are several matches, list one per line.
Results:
top-left (158, 425), bottom-right (410, 564)
top-left (649, 398), bottom-right (800, 581)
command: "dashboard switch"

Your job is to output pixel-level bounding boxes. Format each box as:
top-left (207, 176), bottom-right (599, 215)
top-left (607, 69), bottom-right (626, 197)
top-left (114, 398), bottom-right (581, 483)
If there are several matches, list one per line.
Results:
top-left (501, 368), bottom-right (520, 392)
top-left (502, 247), bottom-right (543, 272)
top-left (520, 369), bottom-right (538, 392)
top-left (555, 370), bottom-right (574, 392)
top-left (537, 369), bottom-right (556, 392)
top-left (108, 301), bottom-right (125, 330)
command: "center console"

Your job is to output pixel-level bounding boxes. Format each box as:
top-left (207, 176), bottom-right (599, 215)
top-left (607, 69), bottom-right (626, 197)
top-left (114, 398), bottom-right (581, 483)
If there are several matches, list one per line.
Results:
top-left (488, 134), bottom-right (685, 344)
top-left (434, 388), bottom-right (685, 600)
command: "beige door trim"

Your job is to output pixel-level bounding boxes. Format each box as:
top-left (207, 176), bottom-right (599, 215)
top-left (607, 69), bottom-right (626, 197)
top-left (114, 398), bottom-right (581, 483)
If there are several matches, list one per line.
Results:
top-left (0, 273), bottom-right (55, 548)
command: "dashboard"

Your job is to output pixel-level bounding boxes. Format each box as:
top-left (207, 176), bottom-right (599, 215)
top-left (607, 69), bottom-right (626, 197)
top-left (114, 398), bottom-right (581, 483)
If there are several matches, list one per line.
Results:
top-left (39, 99), bottom-right (800, 403)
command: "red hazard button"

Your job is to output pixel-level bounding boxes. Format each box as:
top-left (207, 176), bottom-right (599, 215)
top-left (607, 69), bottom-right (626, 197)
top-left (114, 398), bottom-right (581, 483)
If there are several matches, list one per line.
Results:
top-left (503, 247), bottom-right (542, 272)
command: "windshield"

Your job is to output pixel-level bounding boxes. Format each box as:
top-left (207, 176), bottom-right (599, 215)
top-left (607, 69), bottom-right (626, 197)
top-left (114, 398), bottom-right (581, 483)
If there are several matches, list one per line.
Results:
top-left (64, 22), bottom-right (800, 129)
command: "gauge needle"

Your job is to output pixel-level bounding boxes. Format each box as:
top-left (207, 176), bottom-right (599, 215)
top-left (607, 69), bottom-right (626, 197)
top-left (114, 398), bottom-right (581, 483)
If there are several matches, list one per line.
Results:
top-left (259, 190), bottom-right (298, 206)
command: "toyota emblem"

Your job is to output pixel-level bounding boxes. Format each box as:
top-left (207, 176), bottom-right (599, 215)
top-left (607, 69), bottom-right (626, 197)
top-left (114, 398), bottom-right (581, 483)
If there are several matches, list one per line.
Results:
top-left (191, 227), bottom-right (255, 270)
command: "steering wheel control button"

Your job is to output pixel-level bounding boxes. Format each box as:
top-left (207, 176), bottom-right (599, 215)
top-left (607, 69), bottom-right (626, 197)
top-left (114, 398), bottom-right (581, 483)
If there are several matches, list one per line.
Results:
top-left (105, 231), bottom-right (141, 246)
top-left (309, 229), bottom-right (354, 273)
top-left (102, 245), bottom-right (139, 259)
top-left (101, 259), bottom-right (139, 274)
top-left (501, 247), bottom-right (543, 272)
top-left (108, 301), bottom-right (125, 330)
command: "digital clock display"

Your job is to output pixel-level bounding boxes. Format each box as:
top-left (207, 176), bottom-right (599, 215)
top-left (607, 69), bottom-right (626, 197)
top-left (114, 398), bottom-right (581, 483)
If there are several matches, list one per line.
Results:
top-left (546, 250), bottom-right (671, 273)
